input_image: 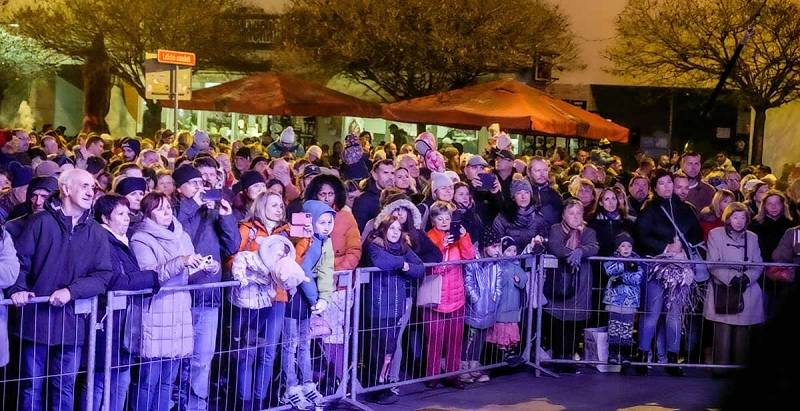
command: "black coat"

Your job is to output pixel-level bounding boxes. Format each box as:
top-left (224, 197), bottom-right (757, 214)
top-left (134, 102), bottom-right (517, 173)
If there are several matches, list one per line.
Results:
top-left (353, 177), bottom-right (382, 231)
top-left (468, 183), bottom-right (504, 227)
top-left (363, 241), bottom-right (424, 320)
top-left (531, 182), bottom-right (564, 229)
top-left (7, 197), bottom-right (113, 345)
top-left (634, 194), bottom-right (702, 257)
top-left (749, 215), bottom-right (794, 262)
top-left (588, 212), bottom-right (635, 257)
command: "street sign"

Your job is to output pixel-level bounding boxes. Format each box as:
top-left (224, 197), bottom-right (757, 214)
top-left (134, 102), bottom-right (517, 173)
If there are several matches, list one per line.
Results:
top-left (144, 53), bottom-right (192, 100)
top-left (157, 49), bottom-right (196, 66)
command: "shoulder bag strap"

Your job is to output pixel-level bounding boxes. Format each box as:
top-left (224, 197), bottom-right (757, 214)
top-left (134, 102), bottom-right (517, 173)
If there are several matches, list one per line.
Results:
top-left (659, 205), bottom-right (692, 251)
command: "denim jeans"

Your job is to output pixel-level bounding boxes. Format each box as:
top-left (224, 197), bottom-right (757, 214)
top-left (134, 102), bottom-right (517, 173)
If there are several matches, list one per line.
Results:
top-left (233, 302), bottom-right (285, 401)
top-left (20, 342), bottom-right (81, 411)
top-left (176, 306), bottom-right (219, 411)
top-left (281, 317), bottom-right (312, 387)
top-left (129, 358), bottom-right (180, 411)
top-left (639, 279), bottom-right (683, 354)
top-left (79, 368), bottom-right (131, 411)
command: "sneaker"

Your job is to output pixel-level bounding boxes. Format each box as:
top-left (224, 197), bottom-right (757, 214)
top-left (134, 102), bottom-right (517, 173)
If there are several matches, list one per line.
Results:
top-left (365, 389), bottom-right (399, 405)
top-left (283, 385), bottom-right (312, 410)
top-left (389, 386), bottom-right (400, 396)
top-left (458, 373), bottom-right (475, 383)
top-left (475, 372), bottom-right (490, 383)
top-left (301, 382), bottom-right (324, 406)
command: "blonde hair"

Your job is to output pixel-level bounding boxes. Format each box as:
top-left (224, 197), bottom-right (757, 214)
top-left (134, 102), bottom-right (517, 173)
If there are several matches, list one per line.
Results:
top-left (721, 202), bottom-right (750, 226)
top-left (710, 189), bottom-right (735, 217)
top-left (246, 192), bottom-right (285, 226)
top-left (429, 200), bottom-right (455, 223)
top-left (754, 190), bottom-right (793, 223)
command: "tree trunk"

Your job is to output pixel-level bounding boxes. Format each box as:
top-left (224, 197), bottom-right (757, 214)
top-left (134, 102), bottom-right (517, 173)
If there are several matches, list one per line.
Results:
top-left (81, 34), bottom-right (111, 133)
top-left (416, 123), bottom-right (426, 136)
top-left (142, 100), bottom-right (163, 138)
top-left (750, 107), bottom-right (766, 166)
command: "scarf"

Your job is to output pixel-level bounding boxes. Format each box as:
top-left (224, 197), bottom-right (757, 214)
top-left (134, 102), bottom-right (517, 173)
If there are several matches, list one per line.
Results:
top-left (561, 221), bottom-right (582, 250)
top-left (514, 205), bottom-right (535, 227)
top-left (102, 223), bottom-right (129, 247)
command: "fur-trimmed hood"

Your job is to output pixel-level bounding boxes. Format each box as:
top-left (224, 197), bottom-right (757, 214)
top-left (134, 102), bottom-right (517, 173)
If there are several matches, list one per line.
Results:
top-left (374, 199), bottom-right (422, 230)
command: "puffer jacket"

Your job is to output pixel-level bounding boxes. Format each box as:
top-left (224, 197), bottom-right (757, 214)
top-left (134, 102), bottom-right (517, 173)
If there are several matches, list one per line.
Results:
top-left (332, 207), bottom-right (362, 270)
top-left (602, 251), bottom-right (644, 309)
top-left (363, 240), bottom-right (425, 320)
top-left (492, 205), bottom-right (549, 251)
top-left (426, 228), bottom-right (476, 313)
top-left (494, 260), bottom-right (527, 323)
top-left (128, 217), bottom-right (194, 359)
top-left (464, 261), bottom-right (503, 329)
top-left (0, 229), bottom-right (20, 367)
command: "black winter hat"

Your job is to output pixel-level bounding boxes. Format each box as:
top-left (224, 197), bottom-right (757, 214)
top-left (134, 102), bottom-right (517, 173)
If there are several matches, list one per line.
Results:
top-left (480, 227), bottom-right (502, 249)
top-left (235, 147), bottom-right (251, 159)
top-left (501, 236), bottom-right (517, 253)
top-left (615, 232), bottom-right (634, 250)
top-left (115, 177), bottom-right (147, 196)
top-left (238, 170), bottom-right (266, 192)
top-left (173, 164), bottom-right (202, 187)
top-left (121, 137), bottom-right (142, 158)
top-left (26, 176), bottom-right (58, 200)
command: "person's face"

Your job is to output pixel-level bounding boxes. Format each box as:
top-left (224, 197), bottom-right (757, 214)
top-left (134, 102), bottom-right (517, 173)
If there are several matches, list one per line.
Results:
top-left (454, 186), bottom-right (471, 208)
top-left (655, 175), bottom-right (674, 199)
top-left (577, 185), bottom-right (594, 206)
top-left (529, 160), bottom-right (549, 185)
top-left (217, 154), bottom-right (231, 172)
top-left (196, 136), bottom-right (211, 151)
top-left (125, 190), bottom-right (145, 212)
top-left (729, 210), bottom-right (748, 232)
top-left (265, 194), bottom-right (285, 222)
top-left (386, 220), bottom-right (402, 244)
top-left (197, 166), bottom-right (219, 188)
top-left (267, 183), bottom-right (284, 198)
top-left (673, 177), bottom-right (690, 201)
top-left (161, 133), bottom-right (175, 145)
top-left (725, 173), bottom-right (741, 191)
top-left (496, 157), bottom-right (513, 173)
top-left (391, 208), bottom-right (409, 225)
top-left (30, 189), bottom-right (50, 213)
top-left (89, 141), bottom-right (104, 156)
top-left (315, 212), bottom-right (335, 237)
top-left (681, 155), bottom-right (702, 178)
top-left (253, 161), bottom-right (269, 175)
top-left (360, 136), bottom-right (371, 151)
top-left (97, 174), bottom-right (110, 191)
top-left (395, 169), bottom-right (411, 189)
top-left (0, 174), bottom-right (10, 192)
top-left (484, 243), bottom-right (502, 258)
top-left (765, 195), bottom-right (784, 219)
top-left (122, 147), bottom-right (136, 161)
top-left (246, 182), bottom-right (267, 201)
top-left (435, 185), bottom-right (454, 202)
top-left (610, 160), bottom-right (622, 173)
top-left (617, 242), bottom-right (633, 257)
top-left (142, 152), bottom-right (160, 168)
top-left (715, 153), bottom-right (726, 166)
top-left (400, 157), bottom-right (419, 178)
top-left (600, 191), bottom-right (618, 214)
top-left (564, 204), bottom-right (584, 229)
top-left (178, 178), bottom-right (202, 199)
top-left (576, 150), bottom-right (589, 164)
top-left (65, 172), bottom-right (96, 211)
top-left (755, 185), bottom-right (769, 204)
top-left (514, 190), bottom-right (531, 208)
top-left (104, 204), bottom-right (131, 236)
top-left (14, 131), bottom-right (30, 151)
top-left (156, 175), bottom-right (175, 196)
top-left (150, 198), bottom-right (173, 227)
top-left (316, 184), bottom-right (336, 208)
top-left (44, 138), bottom-right (59, 155)
top-left (235, 156), bottom-right (250, 172)
top-left (433, 212), bottom-right (451, 232)
top-left (503, 245), bottom-right (518, 257)
top-left (718, 196), bottom-right (733, 216)
top-left (630, 178), bottom-right (649, 201)
top-left (372, 164), bottom-right (395, 189)
top-left (658, 155), bottom-right (670, 168)
top-left (464, 164), bottom-right (483, 181)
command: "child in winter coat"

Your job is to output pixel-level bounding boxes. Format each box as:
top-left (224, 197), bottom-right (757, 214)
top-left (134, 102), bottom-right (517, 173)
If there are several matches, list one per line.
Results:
top-left (487, 237), bottom-right (528, 363)
top-left (602, 232), bottom-right (643, 367)
top-left (461, 228), bottom-right (504, 383)
top-left (425, 201), bottom-right (475, 389)
top-left (282, 200), bottom-right (335, 410)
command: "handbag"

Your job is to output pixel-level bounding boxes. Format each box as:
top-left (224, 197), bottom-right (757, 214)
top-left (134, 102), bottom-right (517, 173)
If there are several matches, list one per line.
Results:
top-left (660, 206), bottom-right (710, 281)
top-left (712, 232), bottom-right (748, 315)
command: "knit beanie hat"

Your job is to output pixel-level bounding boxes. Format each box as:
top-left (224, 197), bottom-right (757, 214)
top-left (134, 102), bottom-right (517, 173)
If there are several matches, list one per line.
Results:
top-left (34, 160), bottom-right (60, 178)
top-left (615, 232), bottom-right (634, 250)
top-left (510, 177), bottom-right (532, 197)
top-left (250, 156), bottom-right (268, 170)
top-left (480, 227), bottom-right (502, 249)
top-left (236, 170), bottom-right (266, 194)
top-left (9, 162), bottom-right (33, 188)
top-left (306, 145), bottom-right (322, 159)
top-left (121, 137), bottom-right (142, 158)
top-left (173, 164), bottom-right (202, 187)
top-left (114, 177), bottom-right (147, 196)
top-left (501, 236), bottom-right (517, 254)
top-left (444, 170), bottom-right (460, 184)
top-left (280, 127), bottom-right (296, 145)
top-left (430, 171), bottom-right (453, 194)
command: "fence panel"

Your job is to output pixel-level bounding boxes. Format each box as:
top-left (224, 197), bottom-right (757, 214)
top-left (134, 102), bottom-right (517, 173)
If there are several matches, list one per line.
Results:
top-left (0, 296), bottom-right (98, 411)
top-left (534, 255), bottom-right (798, 375)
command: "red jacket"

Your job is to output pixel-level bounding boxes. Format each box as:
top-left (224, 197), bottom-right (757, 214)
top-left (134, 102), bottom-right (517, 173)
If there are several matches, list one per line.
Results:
top-left (426, 228), bottom-right (476, 313)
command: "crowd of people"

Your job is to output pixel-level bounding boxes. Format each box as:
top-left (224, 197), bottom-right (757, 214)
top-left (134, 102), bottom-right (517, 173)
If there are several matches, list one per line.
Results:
top-left (0, 123), bottom-right (798, 410)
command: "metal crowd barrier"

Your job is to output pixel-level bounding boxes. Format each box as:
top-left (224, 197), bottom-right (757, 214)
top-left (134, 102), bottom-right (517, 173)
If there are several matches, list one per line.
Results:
top-left (533, 255), bottom-right (799, 375)
top-left (0, 296), bottom-right (98, 411)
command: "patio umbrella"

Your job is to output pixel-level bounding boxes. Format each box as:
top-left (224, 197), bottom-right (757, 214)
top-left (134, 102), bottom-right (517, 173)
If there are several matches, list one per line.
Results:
top-left (159, 72), bottom-right (382, 118)
top-left (382, 79), bottom-right (629, 142)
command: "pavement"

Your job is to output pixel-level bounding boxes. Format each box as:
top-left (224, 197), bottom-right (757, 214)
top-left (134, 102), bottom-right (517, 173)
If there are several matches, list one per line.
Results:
top-left (330, 366), bottom-right (729, 411)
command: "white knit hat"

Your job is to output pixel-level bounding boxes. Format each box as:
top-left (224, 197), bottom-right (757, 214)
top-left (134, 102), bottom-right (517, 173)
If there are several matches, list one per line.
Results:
top-left (430, 171), bottom-right (453, 194)
top-left (280, 126), bottom-right (295, 145)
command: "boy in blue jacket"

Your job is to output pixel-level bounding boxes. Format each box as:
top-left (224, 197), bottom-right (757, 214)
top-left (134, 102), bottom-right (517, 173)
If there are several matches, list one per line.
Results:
top-left (602, 232), bottom-right (643, 368)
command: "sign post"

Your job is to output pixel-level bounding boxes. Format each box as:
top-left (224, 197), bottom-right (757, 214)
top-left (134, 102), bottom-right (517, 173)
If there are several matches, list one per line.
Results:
top-left (150, 49), bottom-right (196, 132)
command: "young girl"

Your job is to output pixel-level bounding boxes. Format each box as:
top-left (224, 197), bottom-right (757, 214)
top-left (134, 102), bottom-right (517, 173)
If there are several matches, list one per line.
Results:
top-left (602, 232), bottom-right (643, 369)
top-left (282, 200), bottom-right (335, 410)
top-left (462, 228), bottom-right (504, 383)
top-left (487, 236), bottom-right (528, 364)
top-left (424, 201), bottom-right (475, 389)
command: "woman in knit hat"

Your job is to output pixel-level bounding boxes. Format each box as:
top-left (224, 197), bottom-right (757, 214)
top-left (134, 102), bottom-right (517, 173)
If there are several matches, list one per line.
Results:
top-left (114, 176), bottom-right (148, 233)
top-left (492, 176), bottom-right (549, 251)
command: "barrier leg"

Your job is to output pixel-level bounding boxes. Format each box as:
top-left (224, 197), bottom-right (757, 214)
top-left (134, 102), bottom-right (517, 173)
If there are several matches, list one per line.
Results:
top-left (340, 268), bottom-right (372, 411)
top-left (526, 256), bottom-right (557, 378)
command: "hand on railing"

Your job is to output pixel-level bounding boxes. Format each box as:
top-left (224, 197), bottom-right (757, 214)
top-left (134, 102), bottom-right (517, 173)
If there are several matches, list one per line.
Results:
top-left (10, 291), bottom-right (35, 307)
top-left (311, 299), bottom-right (328, 315)
top-left (49, 288), bottom-right (72, 307)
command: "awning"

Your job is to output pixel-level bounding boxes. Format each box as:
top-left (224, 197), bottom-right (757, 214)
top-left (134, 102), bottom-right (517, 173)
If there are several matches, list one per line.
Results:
top-left (381, 79), bottom-right (628, 142)
top-left (159, 72), bottom-right (383, 118)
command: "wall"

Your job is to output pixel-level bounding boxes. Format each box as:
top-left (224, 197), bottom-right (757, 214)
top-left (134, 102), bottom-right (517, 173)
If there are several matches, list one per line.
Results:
top-left (764, 101), bottom-right (800, 171)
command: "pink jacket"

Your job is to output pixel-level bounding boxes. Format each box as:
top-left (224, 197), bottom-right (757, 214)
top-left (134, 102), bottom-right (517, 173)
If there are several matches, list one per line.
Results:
top-left (426, 228), bottom-right (476, 313)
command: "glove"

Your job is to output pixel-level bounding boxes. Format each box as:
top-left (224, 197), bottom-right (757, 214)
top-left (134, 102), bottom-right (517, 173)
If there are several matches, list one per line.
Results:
top-left (567, 249), bottom-right (583, 267)
top-left (311, 299), bottom-right (328, 315)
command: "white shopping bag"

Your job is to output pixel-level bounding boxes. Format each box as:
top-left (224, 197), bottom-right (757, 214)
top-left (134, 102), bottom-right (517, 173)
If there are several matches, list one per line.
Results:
top-left (584, 327), bottom-right (618, 373)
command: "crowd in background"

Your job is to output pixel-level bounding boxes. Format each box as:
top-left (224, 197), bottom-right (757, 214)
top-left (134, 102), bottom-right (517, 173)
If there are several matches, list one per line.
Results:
top-left (0, 122), bottom-right (798, 410)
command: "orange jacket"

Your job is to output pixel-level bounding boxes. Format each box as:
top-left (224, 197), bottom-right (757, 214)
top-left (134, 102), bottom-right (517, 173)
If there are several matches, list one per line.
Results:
top-left (425, 228), bottom-right (476, 313)
top-left (231, 220), bottom-right (291, 302)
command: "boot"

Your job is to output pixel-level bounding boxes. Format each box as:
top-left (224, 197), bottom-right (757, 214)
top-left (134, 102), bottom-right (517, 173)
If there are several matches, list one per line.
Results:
top-left (608, 343), bottom-right (621, 365)
top-left (619, 345), bottom-right (634, 375)
top-left (634, 350), bottom-right (649, 376)
top-left (666, 352), bottom-right (685, 377)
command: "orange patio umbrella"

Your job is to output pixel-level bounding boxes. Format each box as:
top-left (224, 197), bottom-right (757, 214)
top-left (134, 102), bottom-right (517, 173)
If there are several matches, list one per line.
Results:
top-left (159, 72), bottom-right (382, 118)
top-left (382, 79), bottom-right (628, 142)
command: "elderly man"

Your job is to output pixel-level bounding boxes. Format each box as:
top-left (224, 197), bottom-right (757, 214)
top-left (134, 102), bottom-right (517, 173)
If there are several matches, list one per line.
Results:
top-left (5, 176), bottom-right (59, 238)
top-left (8, 168), bottom-right (112, 411)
